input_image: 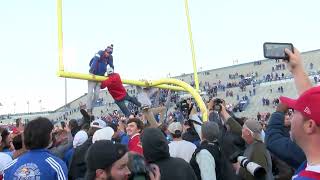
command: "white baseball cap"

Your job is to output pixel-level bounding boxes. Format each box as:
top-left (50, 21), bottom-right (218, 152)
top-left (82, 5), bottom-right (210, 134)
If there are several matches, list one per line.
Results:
top-left (90, 119), bottom-right (107, 129)
top-left (92, 127), bottom-right (115, 143)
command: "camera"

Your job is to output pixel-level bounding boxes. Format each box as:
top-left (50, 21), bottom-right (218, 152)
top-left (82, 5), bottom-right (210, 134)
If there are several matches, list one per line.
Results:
top-left (230, 151), bottom-right (266, 179)
top-left (212, 98), bottom-right (224, 112)
top-left (128, 153), bottom-right (151, 180)
top-left (177, 99), bottom-right (192, 118)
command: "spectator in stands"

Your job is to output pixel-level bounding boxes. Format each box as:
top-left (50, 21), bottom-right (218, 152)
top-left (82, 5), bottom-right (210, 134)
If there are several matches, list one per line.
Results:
top-left (12, 134), bottom-right (26, 159)
top-left (0, 128), bottom-right (13, 157)
top-left (190, 121), bottom-right (237, 180)
top-left (4, 117), bottom-right (68, 180)
top-left (268, 48), bottom-right (320, 179)
top-left (109, 121), bottom-right (129, 145)
top-left (48, 126), bottom-right (73, 159)
top-left (168, 122), bottom-right (196, 162)
top-left (69, 119), bottom-right (107, 180)
top-left (63, 130), bottom-right (88, 167)
top-left (68, 119), bottom-right (80, 137)
top-left (220, 106), bottom-right (273, 180)
top-left (182, 117), bottom-right (201, 147)
top-left (0, 134), bottom-right (12, 179)
top-left (87, 45), bottom-right (113, 113)
top-left (15, 118), bottom-right (24, 133)
top-left (92, 126), bottom-right (114, 144)
top-left (126, 118), bottom-right (144, 155)
top-left (141, 128), bottom-right (197, 180)
top-left (101, 66), bottom-right (142, 117)
top-left (257, 112), bottom-right (262, 121)
top-left (310, 62), bottom-right (314, 70)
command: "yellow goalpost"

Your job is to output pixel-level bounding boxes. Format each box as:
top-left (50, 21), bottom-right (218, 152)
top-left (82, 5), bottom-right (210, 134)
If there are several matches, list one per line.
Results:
top-left (56, 0), bottom-right (208, 121)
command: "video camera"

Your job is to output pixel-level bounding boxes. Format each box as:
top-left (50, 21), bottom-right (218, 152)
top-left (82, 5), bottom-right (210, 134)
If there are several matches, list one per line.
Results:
top-left (176, 99), bottom-right (193, 118)
top-left (230, 151), bottom-right (266, 179)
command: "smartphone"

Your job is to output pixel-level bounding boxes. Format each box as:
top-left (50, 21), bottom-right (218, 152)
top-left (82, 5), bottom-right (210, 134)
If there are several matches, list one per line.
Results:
top-left (263, 42), bottom-right (294, 60)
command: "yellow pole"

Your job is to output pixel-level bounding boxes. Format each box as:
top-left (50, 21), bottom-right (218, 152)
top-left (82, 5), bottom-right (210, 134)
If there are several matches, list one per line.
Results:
top-left (149, 78), bottom-right (208, 121)
top-left (184, 0), bottom-right (200, 92)
top-left (57, 71), bottom-right (185, 91)
top-left (57, 0), bottom-right (64, 71)
top-left (58, 71), bottom-right (208, 121)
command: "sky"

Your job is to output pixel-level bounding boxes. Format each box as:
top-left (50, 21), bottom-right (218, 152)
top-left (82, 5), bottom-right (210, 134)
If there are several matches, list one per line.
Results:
top-left (0, 0), bottom-right (319, 115)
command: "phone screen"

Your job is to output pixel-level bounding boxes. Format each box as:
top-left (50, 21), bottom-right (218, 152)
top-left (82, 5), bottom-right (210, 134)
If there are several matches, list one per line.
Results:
top-left (263, 42), bottom-right (293, 59)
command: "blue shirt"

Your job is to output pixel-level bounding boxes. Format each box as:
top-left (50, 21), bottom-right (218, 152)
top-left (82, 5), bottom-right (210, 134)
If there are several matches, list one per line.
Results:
top-left (4, 149), bottom-right (68, 180)
top-left (120, 132), bottom-right (129, 145)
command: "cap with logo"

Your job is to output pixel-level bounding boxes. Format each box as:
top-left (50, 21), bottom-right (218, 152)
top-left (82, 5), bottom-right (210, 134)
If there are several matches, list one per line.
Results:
top-left (280, 86), bottom-right (320, 125)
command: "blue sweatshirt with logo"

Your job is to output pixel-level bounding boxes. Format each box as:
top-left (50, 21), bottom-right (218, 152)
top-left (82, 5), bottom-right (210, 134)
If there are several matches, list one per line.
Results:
top-left (89, 50), bottom-right (114, 76)
top-left (4, 149), bottom-right (67, 180)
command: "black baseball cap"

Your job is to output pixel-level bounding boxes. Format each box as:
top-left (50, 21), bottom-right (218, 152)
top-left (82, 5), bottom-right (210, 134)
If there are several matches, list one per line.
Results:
top-left (85, 140), bottom-right (128, 179)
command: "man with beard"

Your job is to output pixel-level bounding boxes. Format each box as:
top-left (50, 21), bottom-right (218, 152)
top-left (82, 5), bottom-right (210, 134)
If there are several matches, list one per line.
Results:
top-left (85, 140), bottom-right (161, 180)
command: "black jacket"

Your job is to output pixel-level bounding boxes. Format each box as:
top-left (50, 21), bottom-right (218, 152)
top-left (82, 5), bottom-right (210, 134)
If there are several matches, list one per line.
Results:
top-left (182, 128), bottom-right (200, 146)
top-left (68, 137), bottom-right (93, 180)
top-left (141, 128), bottom-right (197, 180)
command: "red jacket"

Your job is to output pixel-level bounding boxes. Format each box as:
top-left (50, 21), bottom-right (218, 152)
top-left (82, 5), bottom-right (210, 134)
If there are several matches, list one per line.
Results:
top-left (100, 73), bottom-right (127, 101)
top-left (128, 134), bottom-right (143, 155)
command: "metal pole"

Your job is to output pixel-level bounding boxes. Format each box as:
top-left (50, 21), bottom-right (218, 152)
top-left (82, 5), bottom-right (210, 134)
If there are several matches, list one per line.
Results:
top-left (184, 0), bottom-right (200, 92)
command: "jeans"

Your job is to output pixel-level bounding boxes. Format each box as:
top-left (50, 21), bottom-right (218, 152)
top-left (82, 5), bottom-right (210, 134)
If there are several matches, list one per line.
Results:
top-left (115, 93), bottom-right (141, 117)
top-left (87, 81), bottom-right (101, 111)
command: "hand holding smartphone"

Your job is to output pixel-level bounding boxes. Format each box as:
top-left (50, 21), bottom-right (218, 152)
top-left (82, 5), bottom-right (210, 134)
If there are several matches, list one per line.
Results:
top-left (263, 42), bottom-right (294, 60)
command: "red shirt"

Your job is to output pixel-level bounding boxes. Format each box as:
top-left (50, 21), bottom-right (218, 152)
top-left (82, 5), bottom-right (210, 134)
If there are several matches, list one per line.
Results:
top-left (100, 73), bottom-right (127, 101)
top-left (128, 134), bottom-right (143, 155)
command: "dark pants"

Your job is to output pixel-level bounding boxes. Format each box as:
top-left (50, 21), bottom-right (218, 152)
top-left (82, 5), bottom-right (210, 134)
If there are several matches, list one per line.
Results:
top-left (115, 93), bottom-right (141, 117)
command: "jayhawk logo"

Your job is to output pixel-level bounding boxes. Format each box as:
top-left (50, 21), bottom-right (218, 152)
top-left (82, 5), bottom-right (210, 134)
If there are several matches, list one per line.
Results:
top-left (13, 163), bottom-right (41, 180)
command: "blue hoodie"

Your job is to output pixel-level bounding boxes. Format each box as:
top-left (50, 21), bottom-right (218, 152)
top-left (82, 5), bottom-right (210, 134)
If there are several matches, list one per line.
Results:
top-left (4, 149), bottom-right (67, 180)
top-left (89, 50), bottom-right (114, 76)
top-left (265, 112), bottom-right (306, 169)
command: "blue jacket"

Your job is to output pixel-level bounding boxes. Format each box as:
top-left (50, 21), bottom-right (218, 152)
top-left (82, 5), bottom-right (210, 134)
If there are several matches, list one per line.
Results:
top-left (292, 161), bottom-right (320, 180)
top-left (63, 148), bottom-right (74, 168)
top-left (265, 112), bottom-right (306, 169)
top-left (89, 50), bottom-right (114, 76)
top-left (4, 149), bottom-right (68, 180)
top-left (119, 132), bottom-right (129, 145)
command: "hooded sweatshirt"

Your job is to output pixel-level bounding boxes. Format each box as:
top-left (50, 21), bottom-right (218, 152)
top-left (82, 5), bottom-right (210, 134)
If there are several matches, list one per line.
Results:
top-left (141, 128), bottom-right (197, 180)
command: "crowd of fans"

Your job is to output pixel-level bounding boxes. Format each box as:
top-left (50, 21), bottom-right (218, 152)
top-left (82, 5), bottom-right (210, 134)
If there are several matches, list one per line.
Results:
top-left (0, 48), bottom-right (320, 180)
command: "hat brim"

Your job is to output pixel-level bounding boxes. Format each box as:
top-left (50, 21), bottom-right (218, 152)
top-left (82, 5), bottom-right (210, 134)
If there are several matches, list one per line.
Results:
top-left (280, 96), bottom-right (298, 110)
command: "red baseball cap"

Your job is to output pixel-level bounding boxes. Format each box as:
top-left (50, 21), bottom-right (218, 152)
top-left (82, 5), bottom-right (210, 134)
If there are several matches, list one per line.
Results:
top-left (280, 86), bottom-right (320, 125)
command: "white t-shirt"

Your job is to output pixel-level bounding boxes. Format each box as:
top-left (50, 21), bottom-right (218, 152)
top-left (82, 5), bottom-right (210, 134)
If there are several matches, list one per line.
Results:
top-left (168, 140), bottom-right (196, 162)
top-left (0, 152), bottom-right (13, 174)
